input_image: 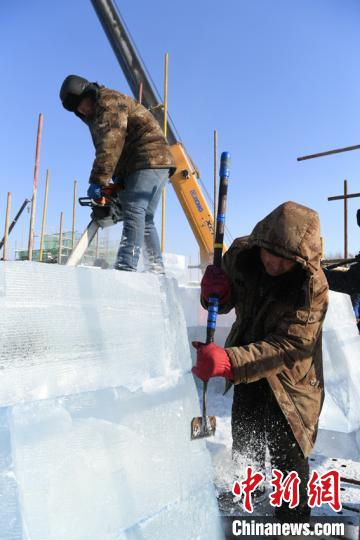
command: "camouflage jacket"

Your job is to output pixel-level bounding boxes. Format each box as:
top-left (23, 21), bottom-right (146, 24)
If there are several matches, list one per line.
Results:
top-left (79, 87), bottom-right (175, 185)
top-left (219, 201), bottom-right (329, 457)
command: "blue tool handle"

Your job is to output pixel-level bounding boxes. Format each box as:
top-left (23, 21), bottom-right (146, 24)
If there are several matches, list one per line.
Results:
top-left (206, 295), bottom-right (219, 344)
top-left (206, 150), bottom-right (231, 343)
top-left (213, 151), bottom-right (231, 268)
top-left (219, 151), bottom-right (231, 178)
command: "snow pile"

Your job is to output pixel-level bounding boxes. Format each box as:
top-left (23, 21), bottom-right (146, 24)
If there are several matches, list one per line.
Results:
top-left (0, 262), bottom-right (224, 540)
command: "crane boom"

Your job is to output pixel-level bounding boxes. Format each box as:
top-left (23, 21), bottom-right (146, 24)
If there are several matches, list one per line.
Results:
top-left (90, 0), bottom-right (220, 265)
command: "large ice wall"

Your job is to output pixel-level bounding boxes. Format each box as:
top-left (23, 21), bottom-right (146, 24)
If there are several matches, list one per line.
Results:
top-left (179, 285), bottom-right (360, 434)
top-left (0, 262), bottom-right (224, 540)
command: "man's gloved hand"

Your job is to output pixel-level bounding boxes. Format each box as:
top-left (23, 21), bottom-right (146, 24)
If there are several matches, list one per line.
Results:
top-left (87, 183), bottom-right (102, 200)
top-left (201, 265), bottom-right (231, 304)
top-left (191, 341), bottom-right (234, 382)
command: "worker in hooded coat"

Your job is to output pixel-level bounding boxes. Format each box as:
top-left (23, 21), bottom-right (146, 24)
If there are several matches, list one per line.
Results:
top-left (192, 201), bottom-right (329, 523)
top-left (59, 75), bottom-right (175, 273)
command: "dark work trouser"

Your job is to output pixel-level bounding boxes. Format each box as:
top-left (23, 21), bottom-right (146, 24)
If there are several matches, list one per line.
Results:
top-left (232, 378), bottom-right (310, 523)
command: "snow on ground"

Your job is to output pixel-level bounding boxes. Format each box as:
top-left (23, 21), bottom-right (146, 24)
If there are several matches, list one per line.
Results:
top-left (197, 378), bottom-right (360, 539)
top-left (180, 283), bottom-right (360, 538)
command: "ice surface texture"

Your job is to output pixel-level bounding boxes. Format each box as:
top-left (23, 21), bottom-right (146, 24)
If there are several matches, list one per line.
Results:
top-left (0, 262), bottom-right (224, 540)
top-left (320, 290), bottom-right (360, 433)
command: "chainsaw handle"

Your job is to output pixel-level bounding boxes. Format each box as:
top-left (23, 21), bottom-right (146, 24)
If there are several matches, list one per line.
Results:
top-left (78, 196), bottom-right (107, 207)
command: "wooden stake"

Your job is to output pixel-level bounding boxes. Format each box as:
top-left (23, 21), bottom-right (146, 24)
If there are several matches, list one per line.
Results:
top-left (161, 52), bottom-right (168, 254)
top-left (327, 181), bottom-right (360, 260)
top-left (3, 192), bottom-right (11, 261)
top-left (39, 169), bottom-right (50, 262)
top-left (58, 212), bottom-right (64, 264)
top-left (72, 180), bottom-right (77, 250)
top-left (28, 113), bottom-right (44, 261)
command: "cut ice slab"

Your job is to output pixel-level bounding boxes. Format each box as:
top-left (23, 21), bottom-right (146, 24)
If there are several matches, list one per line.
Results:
top-left (0, 262), bottom-right (224, 540)
top-left (0, 263), bottom-right (191, 406)
top-left (7, 379), bottom-right (224, 539)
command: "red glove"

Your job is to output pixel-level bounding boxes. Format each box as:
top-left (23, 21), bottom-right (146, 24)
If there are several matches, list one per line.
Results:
top-left (191, 341), bottom-right (234, 382)
top-left (201, 265), bottom-right (231, 304)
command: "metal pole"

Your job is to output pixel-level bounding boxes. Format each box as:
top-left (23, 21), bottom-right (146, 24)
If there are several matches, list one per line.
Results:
top-left (39, 169), bottom-right (50, 262)
top-left (3, 192), bottom-right (12, 261)
top-left (328, 192), bottom-right (360, 201)
top-left (72, 180), bottom-right (77, 250)
top-left (213, 129), bottom-right (218, 247)
top-left (297, 144), bottom-right (360, 162)
top-left (138, 81), bottom-right (143, 104)
top-left (161, 52), bottom-right (168, 254)
top-left (28, 113), bottom-right (44, 260)
top-left (344, 180), bottom-right (348, 259)
top-left (58, 212), bottom-right (64, 264)
top-left (0, 198), bottom-right (30, 252)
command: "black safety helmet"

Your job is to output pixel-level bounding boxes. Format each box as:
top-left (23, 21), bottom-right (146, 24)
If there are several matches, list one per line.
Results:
top-left (60, 75), bottom-right (99, 112)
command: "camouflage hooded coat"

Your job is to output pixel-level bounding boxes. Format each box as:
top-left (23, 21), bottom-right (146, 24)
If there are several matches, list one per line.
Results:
top-left (219, 201), bottom-right (329, 457)
top-left (80, 87), bottom-right (175, 185)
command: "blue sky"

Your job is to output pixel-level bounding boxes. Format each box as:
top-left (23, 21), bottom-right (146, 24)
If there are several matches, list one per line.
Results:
top-left (1, 0), bottom-right (360, 261)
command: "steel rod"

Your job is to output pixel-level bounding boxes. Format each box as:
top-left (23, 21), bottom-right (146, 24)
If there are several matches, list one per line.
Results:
top-left (138, 81), bottom-right (143, 104)
top-left (39, 169), bottom-right (50, 262)
top-left (328, 192), bottom-right (360, 201)
top-left (297, 144), bottom-right (360, 161)
top-left (28, 113), bottom-right (44, 261)
top-left (0, 198), bottom-right (30, 251)
top-left (3, 192), bottom-right (12, 261)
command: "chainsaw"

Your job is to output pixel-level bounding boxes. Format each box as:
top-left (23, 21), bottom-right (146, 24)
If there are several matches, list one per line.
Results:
top-left (78, 184), bottom-right (123, 228)
top-left (66, 184), bottom-right (123, 267)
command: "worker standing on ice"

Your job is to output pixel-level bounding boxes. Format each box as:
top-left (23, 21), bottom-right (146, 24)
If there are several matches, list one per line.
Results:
top-left (59, 75), bottom-right (175, 273)
top-left (323, 210), bottom-right (360, 330)
top-left (192, 201), bottom-right (329, 523)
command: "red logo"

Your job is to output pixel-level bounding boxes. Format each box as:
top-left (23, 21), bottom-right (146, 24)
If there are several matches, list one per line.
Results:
top-left (269, 469), bottom-right (300, 509)
top-left (232, 466), bottom-right (266, 513)
top-left (307, 470), bottom-right (342, 512)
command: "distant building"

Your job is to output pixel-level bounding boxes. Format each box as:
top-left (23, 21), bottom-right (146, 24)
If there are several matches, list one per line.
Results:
top-left (15, 231), bottom-right (116, 266)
